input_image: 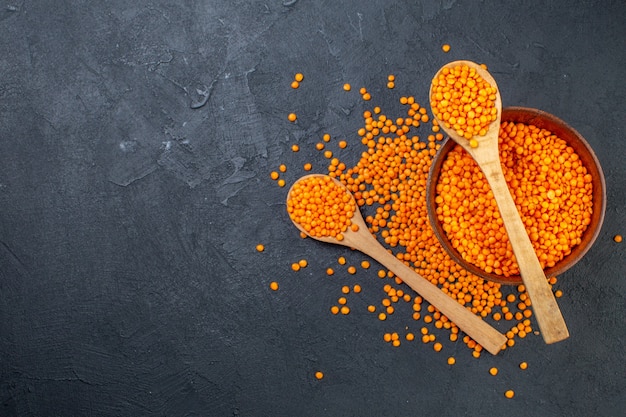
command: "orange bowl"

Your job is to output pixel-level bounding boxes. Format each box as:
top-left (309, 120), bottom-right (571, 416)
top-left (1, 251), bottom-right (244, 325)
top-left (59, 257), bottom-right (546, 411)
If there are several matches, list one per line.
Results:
top-left (427, 107), bottom-right (606, 285)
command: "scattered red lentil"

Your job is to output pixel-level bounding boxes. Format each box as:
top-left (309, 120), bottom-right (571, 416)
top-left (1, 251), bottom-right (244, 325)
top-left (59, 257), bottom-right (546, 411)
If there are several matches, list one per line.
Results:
top-left (442, 44), bottom-right (451, 53)
top-left (256, 244), bottom-right (265, 252)
top-left (294, 73), bottom-right (304, 82)
top-left (279, 65), bottom-right (571, 366)
top-left (269, 281), bottom-right (279, 291)
top-left (489, 367), bottom-right (498, 376)
top-left (315, 371), bottom-right (324, 380)
top-left (288, 112), bottom-right (297, 122)
top-left (343, 83), bottom-right (351, 91)
top-left (615, 234), bottom-right (623, 243)
top-left (504, 390), bottom-right (515, 399)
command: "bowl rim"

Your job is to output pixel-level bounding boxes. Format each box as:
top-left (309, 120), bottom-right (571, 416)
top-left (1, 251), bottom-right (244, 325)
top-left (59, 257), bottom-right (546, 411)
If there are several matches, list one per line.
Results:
top-left (426, 106), bottom-right (607, 285)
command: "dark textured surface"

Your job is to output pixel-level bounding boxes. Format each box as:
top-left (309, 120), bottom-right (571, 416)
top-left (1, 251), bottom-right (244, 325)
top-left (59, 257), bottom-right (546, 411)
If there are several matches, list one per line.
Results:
top-left (1, 1), bottom-right (625, 416)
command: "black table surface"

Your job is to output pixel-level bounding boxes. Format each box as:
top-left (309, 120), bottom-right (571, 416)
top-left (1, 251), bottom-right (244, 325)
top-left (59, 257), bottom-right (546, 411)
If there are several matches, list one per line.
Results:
top-left (2, 1), bottom-right (625, 416)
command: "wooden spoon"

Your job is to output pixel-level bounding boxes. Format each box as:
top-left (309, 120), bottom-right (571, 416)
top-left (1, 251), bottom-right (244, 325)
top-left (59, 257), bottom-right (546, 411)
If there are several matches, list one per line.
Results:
top-left (429, 60), bottom-right (569, 344)
top-left (287, 174), bottom-right (507, 355)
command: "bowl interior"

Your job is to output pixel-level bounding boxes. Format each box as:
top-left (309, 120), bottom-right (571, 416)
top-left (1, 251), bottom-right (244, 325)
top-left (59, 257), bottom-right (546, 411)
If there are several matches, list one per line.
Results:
top-left (427, 107), bottom-right (606, 285)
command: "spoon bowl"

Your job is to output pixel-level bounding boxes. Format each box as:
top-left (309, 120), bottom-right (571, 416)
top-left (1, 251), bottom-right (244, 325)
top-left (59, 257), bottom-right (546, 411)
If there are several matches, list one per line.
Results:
top-left (287, 174), bottom-right (507, 355)
top-left (429, 61), bottom-right (569, 344)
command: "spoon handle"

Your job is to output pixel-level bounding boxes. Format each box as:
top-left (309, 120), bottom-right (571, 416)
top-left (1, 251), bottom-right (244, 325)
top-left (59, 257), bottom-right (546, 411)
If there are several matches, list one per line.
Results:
top-left (352, 231), bottom-right (507, 355)
top-left (477, 156), bottom-right (570, 344)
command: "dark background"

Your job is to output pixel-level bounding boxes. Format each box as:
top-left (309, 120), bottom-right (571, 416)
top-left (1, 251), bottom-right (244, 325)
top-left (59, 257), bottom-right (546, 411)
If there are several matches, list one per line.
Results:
top-left (1, 1), bottom-right (625, 416)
